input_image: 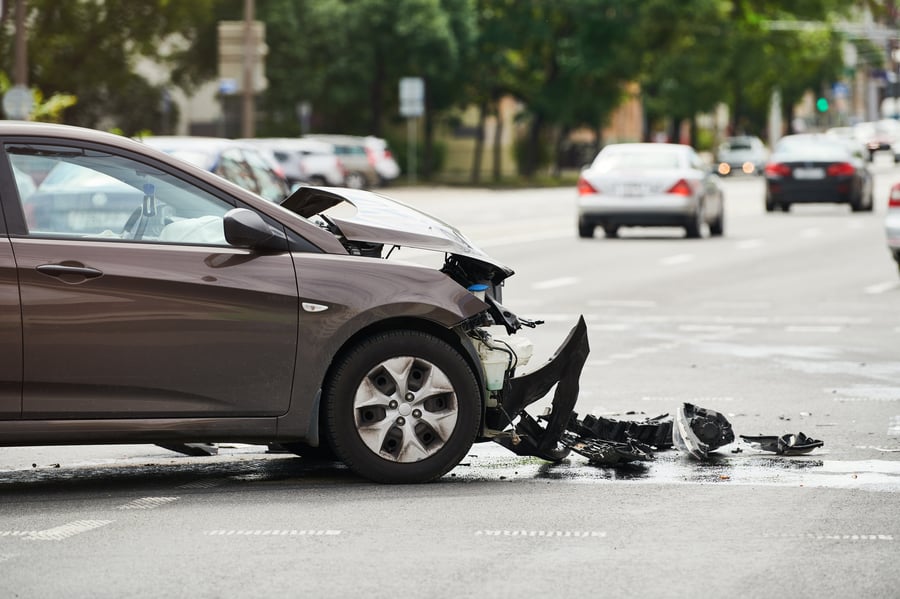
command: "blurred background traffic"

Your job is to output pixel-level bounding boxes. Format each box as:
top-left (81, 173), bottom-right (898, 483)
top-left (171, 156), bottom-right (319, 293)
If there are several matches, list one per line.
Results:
top-left (3, 1), bottom-right (900, 185)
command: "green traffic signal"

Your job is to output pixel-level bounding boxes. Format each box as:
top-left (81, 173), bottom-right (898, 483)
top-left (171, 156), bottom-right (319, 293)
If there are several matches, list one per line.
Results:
top-left (816, 97), bottom-right (829, 112)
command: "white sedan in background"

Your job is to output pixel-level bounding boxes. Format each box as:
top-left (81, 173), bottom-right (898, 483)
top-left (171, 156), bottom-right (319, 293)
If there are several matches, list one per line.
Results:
top-left (577, 142), bottom-right (724, 239)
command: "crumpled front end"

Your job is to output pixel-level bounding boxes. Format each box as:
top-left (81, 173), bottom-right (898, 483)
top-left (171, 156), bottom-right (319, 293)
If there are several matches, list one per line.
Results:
top-left (482, 317), bottom-right (590, 461)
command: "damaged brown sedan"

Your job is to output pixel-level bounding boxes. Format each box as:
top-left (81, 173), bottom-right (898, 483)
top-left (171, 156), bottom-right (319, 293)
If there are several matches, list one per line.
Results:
top-left (0, 122), bottom-right (587, 483)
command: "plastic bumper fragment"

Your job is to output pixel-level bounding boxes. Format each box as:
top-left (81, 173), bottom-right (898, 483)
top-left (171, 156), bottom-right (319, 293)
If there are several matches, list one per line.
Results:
top-left (560, 431), bottom-right (655, 465)
top-left (672, 403), bottom-right (734, 460)
top-left (568, 412), bottom-right (673, 450)
top-left (740, 432), bottom-right (824, 455)
top-left (493, 317), bottom-right (589, 461)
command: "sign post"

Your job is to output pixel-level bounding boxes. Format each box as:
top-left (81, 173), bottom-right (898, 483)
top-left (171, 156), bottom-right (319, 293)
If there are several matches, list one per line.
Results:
top-left (399, 77), bottom-right (424, 185)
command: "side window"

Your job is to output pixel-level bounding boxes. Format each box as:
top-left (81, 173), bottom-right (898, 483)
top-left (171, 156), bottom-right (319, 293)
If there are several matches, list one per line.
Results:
top-left (215, 148), bottom-right (258, 194)
top-left (242, 149), bottom-right (289, 203)
top-left (7, 145), bottom-right (235, 245)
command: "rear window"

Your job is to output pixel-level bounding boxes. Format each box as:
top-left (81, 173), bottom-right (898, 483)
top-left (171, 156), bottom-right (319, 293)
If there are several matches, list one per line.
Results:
top-left (594, 148), bottom-right (682, 171)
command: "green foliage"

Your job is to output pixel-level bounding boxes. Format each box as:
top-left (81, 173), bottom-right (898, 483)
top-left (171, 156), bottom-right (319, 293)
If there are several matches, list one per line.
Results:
top-left (0, 0), bottom-right (213, 133)
top-left (0, 0), bottom-right (872, 174)
top-left (391, 136), bottom-right (447, 177)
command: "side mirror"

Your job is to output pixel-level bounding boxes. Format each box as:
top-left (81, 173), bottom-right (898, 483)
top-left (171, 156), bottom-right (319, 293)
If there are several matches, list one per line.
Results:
top-left (224, 208), bottom-right (276, 249)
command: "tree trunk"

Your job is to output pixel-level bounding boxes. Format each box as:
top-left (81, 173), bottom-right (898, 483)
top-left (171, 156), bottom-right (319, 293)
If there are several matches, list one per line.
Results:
top-left (492, 96), bottom-right (503, 182)
top-left (423, 81), bottom-right (434, 180)
top-left (471, 101), bottom-right (486, 184)
top-left (523, 112), bottom-right (545, 178)
top-left (370, 49), bottom-right (385, 136)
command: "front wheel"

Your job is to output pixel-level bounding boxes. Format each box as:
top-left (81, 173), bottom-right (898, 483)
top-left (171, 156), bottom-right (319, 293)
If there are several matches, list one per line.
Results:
top-left (324, 331), bottom-right (481, 483)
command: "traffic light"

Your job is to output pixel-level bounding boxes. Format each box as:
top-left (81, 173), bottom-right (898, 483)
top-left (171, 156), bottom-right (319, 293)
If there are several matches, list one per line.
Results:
top-left (816, 97), bottom-right (829, 112)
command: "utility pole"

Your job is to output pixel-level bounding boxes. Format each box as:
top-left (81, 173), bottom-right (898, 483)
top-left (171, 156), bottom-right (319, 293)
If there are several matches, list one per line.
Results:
top-left (241, 0), bottom-right (255, 138)
top-left (14, 0), bottom-right (26, 87)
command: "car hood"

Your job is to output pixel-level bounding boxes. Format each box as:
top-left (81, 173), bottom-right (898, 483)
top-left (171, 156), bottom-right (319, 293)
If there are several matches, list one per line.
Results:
top-left (281, 186), bottom-right (514, 278)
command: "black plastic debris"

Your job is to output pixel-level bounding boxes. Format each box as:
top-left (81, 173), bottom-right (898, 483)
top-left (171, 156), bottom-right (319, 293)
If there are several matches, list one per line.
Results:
top-left (672, 403), bottom-right (735, 460)
top-left (560, 431), bottom-right (654, 465)
top-left (740, 432), bottom-right (824, 455)
top-left (568, 412), bottom-right (673, 450)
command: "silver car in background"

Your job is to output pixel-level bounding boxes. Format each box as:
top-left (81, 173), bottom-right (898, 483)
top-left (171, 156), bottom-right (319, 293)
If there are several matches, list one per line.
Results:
top-left (241, 137), bottom-right (346, 187)
top-left (887, 182), bottom-right (900, 275)
top-left (577, 143), bottom-right (724, 239)
top-left (715, 135), bottom-right (768, 176)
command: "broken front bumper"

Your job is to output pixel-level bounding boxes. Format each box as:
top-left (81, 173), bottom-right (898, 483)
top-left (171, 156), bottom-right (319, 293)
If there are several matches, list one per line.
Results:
top-left (490, 316), bottom-right (590, 461)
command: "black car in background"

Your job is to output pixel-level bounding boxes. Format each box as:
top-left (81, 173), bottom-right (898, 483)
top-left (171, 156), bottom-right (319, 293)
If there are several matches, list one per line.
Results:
top-left (763, 133), bottom-right (874, 213)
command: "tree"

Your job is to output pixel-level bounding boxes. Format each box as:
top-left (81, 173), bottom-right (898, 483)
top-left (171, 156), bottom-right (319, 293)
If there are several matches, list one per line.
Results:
top-left (0, 0), bottom-right (214, 134)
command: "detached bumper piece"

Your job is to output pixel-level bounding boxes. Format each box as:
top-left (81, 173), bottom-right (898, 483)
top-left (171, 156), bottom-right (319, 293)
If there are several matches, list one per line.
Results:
top-left (493, 317), bottom-right (589, 461)
top-left (568, 412), bottom-right (673, 450)
top-left (740, 432), bottom-right (824, 455)
top-left (672, 403), bottom-right (735, 460)
top-left (560, 430), bottom-right (654, 465)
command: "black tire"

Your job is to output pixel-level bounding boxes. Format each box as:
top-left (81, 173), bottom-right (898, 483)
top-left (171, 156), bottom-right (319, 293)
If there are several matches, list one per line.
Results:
top-left (709, 208), bottom-right (724, 237)
top-left (344, 172), bottom-right (367, 189)
top-left (685, 206), bottom-right (703, 239)
top-left (765, 194), bottom-right (776, 212)
top-left (781, 202), bottom-right (791, 212)
top-left (603, 224), bottom-right (619, 238)
top-left (324, 330), bottom-right (481, 484)
top-left (578, 218), bottom-right (594, 238)
top-left (309, 175), bottom-right (327, 186)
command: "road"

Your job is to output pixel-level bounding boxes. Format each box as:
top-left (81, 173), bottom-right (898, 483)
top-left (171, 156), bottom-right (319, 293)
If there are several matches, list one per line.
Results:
top-left (2, 160), bottom-right (899, 598)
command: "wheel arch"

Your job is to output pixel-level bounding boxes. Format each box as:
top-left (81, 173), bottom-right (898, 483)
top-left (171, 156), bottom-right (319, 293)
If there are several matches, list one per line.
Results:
top-left (315, 316), bottom-right (487, 442)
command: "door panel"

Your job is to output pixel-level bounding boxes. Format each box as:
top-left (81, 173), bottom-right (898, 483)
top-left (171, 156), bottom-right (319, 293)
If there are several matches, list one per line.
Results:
top-left (0, 237), bottom-right (21, 417)
top-left (14, 237), bottom-right (298, 419)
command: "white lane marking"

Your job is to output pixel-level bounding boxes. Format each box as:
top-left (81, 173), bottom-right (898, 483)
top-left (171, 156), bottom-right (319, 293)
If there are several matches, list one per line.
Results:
top-left (19, 520), bottom-right (112, 542)
top-left (785, 325), bottom-right (842, 333)
top-left (474, 530), bottom-right (606, 538)
top-left (701, 301), bottom-right (772, 309)
top-left (118, 496), bottom-right (179, 510)
top-left (204, 530), bottom-right (342, 536)
top-left (660, 253), bottom-right (694, 265)
top-left (889, 416), bottom-right (900, 437)
top-left (864, 281), bottom-right (899, 295)
top-left (761, 533), bottom-right (893, 541)
top-left (531, 276), bottom-right (579, 291)
top-left (736, 239), bottom-right (764, 250)
top-left (588, 299), bottom-right (657, 308)
top-left (678, 324), bottom-right (735, 332)
top-left (801, 227), bottom-right (822, 238)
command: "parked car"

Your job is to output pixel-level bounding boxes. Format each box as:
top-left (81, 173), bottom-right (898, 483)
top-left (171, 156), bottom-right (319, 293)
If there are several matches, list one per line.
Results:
top-left (887, 183), bottom-right (900, 275)
top-left (576, 142), bottom-right (724, 239)
top-left (364, 135), bottom-right (401, 185)
top-left (853, 120), bottom-right (900, 162)
top-left (242, 137), bottom-right (345, 187)
top-left (763, 133), bottom-right (873, 212)
top-left (0, 121), bottom-right (587, 484)
top-left (304, 134), bottom-right (380, 189)
top-left (715, 135), bottom-right (768, 176)
top-left (140, 136), bottom-right (290, 203)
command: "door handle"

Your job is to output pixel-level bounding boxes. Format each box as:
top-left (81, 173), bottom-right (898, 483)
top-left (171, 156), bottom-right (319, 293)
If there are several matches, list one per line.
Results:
top-left (36, 264), bottom-right (103, 280)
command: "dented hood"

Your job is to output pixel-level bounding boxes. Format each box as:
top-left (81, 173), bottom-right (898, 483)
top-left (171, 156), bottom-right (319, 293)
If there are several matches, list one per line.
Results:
top-left (282, 186), bottom-right (513, 276)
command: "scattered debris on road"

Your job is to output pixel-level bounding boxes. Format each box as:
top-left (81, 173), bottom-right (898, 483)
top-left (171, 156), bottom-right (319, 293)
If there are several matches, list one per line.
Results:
top-left (740, 432), bottom-right (824, 455)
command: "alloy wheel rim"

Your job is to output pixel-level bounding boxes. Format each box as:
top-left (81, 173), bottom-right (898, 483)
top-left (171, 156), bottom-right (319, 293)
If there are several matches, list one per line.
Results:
top-left (352, 356), bottom-right (459, 462)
